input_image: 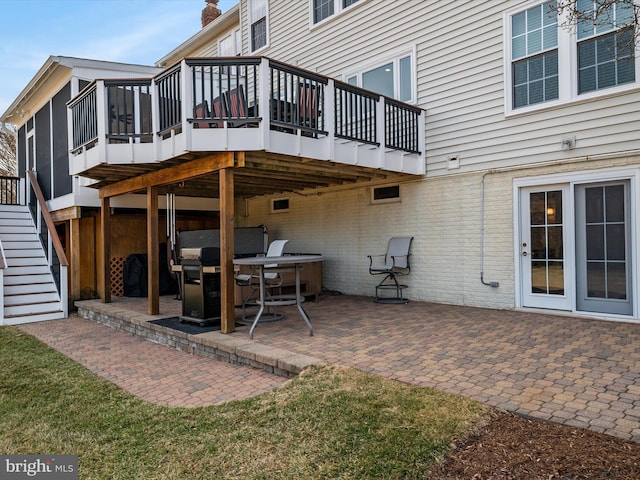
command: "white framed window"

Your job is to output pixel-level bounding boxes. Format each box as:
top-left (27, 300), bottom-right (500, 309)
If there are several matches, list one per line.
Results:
top-left (576, 0), bottom-right (635, 93)
top-left (511, 1), bottom-right (559, 108)
top-left (218, 28), bottom-right (241, 57)
top-left (311, 0), bottom-right (362, 25)
top-left (249, 0), bottom-right (268, 52)
top-left (344, 49), bottom-right (416, 103)
top-left (504, 0), bottom-right (639, 116)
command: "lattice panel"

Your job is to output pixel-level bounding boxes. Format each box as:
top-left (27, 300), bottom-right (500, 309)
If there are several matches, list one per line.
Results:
top-left (111, 257), bottom-right (126, 297)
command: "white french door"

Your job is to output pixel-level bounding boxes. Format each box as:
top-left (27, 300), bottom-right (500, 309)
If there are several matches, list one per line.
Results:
top-left (518, 177), bottom-right (634, 317)
top-left (520, 185), bottom-right (573, 310)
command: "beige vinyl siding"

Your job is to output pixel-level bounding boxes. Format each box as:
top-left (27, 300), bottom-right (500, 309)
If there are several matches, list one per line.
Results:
top-left (234, 0), bottom-right (640, 178)
top-left (420, 1), bottom-right (640, 175)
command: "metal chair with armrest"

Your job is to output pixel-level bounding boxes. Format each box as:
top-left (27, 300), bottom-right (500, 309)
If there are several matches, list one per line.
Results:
top-left (368, 236), bottom-right (414, 304)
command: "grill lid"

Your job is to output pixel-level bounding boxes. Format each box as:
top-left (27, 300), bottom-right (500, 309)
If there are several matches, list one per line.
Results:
top-left (179, 247), bottom-right (220, 266)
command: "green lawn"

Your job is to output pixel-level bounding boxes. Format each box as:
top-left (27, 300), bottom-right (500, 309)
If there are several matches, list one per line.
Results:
top-left (0, 327), bottom-right (488, 479)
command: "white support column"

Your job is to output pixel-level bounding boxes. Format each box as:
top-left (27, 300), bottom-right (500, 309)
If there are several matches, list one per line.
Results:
top-left (258, 58), bottom-right (271, 150)
top-left (95, 80), bottom-right (108, 164)
top-left (324, 79), bottom-right (335, 161)
top-left (376, 97), bottom-right (386, 169)
top-left (417, 108), bottom-right (426, 175)
top-left (181, 60), bottom-right (193, 151)
top-left (151, 76), bottom-right (161, 160)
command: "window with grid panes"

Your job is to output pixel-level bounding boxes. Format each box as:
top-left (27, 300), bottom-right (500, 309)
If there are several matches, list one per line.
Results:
top-left (511, 1), bottom-right (559, 109)
top-left (250, 0), bottom-right (268, 52)
top-left (314, 0), bottom-right (334, 23)
top-left (577, 0), bottom-right (635, 93)
top-left (313, 0), bottom-right (360, 24)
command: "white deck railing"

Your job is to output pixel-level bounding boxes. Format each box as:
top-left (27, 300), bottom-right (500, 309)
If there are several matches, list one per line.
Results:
top-left (68, 56), bottom-right (425, 177)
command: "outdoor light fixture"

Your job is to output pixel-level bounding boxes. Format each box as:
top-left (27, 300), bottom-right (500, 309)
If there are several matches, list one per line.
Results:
top-left (561, 136), bottom-right (576, 150)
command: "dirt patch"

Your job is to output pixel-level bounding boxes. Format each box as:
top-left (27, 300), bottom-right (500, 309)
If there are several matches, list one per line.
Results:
top-left (429, 410), bottom-right (640, 479)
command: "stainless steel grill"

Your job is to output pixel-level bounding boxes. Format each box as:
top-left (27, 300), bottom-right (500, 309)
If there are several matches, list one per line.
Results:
top-left (179, 247), bottom-right (221, 325)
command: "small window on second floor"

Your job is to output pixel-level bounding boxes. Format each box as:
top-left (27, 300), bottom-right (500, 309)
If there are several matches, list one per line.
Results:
top-left (219, 28), bottom-right (241, 57)
top-left (312, 0), bottom-right (360, 24)
top-left (250, 0), bottom-right (268, 52)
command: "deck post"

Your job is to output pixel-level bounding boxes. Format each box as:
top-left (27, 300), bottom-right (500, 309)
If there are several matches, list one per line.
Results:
top-left (147, 186), bottom-right (160, 315)
top-left (100, 196), bottom-right (111, 303)
top-left (220, 165), bottom-right (235, 334)
top-left (70, 218), bottom-right (81, 302)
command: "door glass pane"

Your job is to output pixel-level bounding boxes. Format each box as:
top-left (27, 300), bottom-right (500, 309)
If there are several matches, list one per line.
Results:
top-left (530, 192), bottom-right (545, 225)
top-left (587, 262), bottom-right (606, 297)
top-left (605, 184), bottom-right (624, 222)
top-left (531, 226), bottom-right (547, 259)
top-left (529, 190), bottom-right (564, 295)
top-left (547, 226), bottom-right (563, 259)
top-left (531, 261), bottom-right (548, 293)
top-left (585, 186), bottom-right (603, 222)
top-left (548, 261), bottom-right (564, 294)
top-left (547, 190), bottom-right (562, 223)
top-left (607, 263), bottom-right (627, 299)
top-left (586, 224), bottom-right (604, 260)
top-left (584, 184), bottom-right (627, 300)
top-left (606, 224), bottom-right (625, 260)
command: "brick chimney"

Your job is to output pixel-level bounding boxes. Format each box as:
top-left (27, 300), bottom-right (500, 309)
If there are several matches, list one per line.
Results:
top-left (201, 0), bottom-right (221, 28)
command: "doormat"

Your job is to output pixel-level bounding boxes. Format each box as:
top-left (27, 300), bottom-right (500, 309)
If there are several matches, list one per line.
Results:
top-left (149, 316), bottom-right (223, 335)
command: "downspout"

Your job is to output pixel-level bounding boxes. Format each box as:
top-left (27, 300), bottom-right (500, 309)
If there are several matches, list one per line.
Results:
top-left (480, 170), bottom-right (499, 288)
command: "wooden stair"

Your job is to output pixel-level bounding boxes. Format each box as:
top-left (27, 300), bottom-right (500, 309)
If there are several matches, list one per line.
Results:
top-left (0, 204), bottom-right (65, 325)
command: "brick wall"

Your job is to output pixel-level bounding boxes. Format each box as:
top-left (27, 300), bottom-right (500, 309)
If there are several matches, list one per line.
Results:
top-left (242, 155), bottom-right (640, 310)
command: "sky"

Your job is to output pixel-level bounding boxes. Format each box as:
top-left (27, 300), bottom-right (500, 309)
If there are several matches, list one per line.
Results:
top-left (0, 0), bottom-right (236, 117)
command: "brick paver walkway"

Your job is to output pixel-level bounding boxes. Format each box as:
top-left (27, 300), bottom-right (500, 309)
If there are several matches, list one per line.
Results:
top-left (16, 295), bottom-right (640, 442)
top-left (18, 316), bottom-right (287, 408)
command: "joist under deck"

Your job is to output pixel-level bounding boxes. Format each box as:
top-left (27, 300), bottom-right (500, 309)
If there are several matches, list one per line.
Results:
top-left (93, 149), bottom-right (416, 333)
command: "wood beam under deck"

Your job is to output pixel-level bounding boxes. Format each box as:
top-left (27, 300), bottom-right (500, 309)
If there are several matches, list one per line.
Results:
top-left (98, 152), bottom-right (239, 199)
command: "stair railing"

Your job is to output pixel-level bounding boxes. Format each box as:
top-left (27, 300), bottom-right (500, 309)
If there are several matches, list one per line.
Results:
top-left (0, 241), bottom-right (5, 325)
top-left (26, 171), bottom-right (69, 317)
top-left (0, 176), bottom-right (21, 205)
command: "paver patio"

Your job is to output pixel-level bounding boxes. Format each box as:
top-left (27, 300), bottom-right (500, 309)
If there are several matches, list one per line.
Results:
top-left (17, 294), bottom-right (640, 442)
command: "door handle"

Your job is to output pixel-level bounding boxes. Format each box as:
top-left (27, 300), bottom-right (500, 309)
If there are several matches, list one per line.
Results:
top-left (522, 252), bottom-right (528, 257)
